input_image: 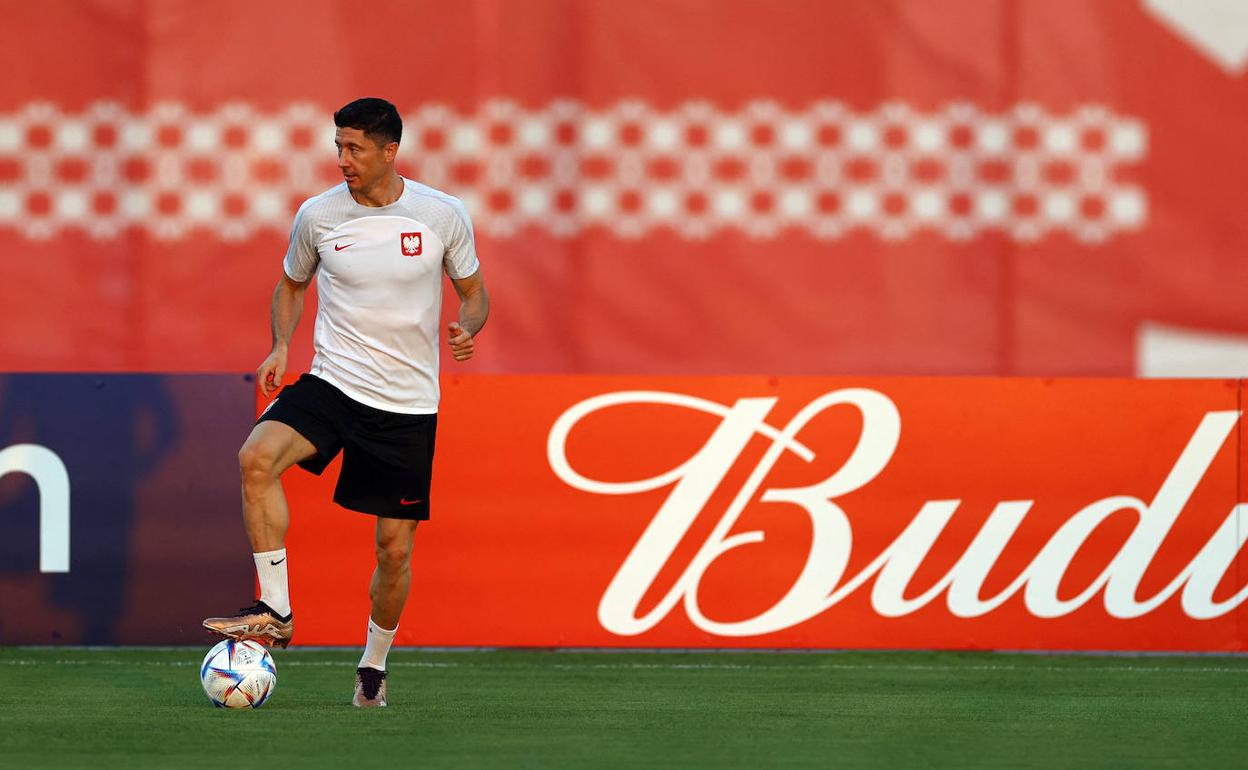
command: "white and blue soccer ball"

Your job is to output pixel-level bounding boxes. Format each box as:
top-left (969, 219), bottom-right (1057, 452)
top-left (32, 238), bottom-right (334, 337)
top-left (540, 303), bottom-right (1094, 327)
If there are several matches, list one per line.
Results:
top-left (200, 639), bottom-right (277, 709)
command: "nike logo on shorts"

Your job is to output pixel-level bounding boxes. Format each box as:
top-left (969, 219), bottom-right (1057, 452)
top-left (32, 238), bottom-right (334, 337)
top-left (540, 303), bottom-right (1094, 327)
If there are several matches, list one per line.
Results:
top-left (399, 498), bottom-right (423, 506)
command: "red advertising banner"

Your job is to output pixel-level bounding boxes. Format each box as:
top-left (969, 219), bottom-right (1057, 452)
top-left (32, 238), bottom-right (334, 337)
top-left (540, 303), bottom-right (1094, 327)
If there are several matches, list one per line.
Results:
top-left (275, 375), bottom-right (1248, 651)
top-left (3, 1), bottom-right (1248, 377)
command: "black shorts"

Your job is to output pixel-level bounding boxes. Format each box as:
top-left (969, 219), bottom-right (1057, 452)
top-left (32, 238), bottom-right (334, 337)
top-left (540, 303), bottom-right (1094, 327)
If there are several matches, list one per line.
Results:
top-left (257, 374), bottom-right (436, 520)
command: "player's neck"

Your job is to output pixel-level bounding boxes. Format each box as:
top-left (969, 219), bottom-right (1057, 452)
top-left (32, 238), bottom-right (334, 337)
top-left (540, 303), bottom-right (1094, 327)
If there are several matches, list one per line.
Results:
top-left (350, 171), bottom-right (404, 208)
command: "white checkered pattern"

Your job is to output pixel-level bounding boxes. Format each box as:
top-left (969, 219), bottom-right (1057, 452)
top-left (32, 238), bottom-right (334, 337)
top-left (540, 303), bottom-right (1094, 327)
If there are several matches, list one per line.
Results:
top-left (0, 100), bottom-right (1147, 242)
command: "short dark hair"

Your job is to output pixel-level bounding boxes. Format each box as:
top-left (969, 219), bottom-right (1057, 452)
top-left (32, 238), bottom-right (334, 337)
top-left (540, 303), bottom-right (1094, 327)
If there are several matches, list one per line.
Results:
top-left (333, 97), bottom-right (402, 146)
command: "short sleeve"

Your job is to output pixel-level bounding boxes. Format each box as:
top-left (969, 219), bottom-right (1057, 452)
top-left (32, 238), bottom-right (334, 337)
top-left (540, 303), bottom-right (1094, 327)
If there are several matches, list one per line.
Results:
top-left (282, 200), bottom-right (320, 282)
top-left (441, 197), bottom-right (480, 280)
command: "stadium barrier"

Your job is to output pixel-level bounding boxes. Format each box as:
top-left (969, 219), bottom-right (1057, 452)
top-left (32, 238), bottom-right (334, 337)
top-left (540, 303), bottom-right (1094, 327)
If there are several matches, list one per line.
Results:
top-left (0, 374), bottom-right (254, 645)
top-left (3, 374), bottom-right (1246, 650)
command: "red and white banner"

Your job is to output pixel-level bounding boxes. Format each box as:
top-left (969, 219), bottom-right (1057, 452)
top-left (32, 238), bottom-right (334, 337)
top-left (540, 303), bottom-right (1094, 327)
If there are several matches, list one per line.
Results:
top-left (3, 1), bottom-right (1248, 376)
top-left (280, 375), bottom-right (1248, 651)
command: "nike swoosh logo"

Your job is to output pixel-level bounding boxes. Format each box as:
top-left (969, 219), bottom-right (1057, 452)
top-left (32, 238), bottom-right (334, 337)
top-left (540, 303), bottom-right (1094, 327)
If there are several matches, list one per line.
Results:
top-left (399, 498), bottom-right (423, 506)
top-left (270, 558), bottom-right (286, 566)
top-left (334, 243), bottom-right (353, 251)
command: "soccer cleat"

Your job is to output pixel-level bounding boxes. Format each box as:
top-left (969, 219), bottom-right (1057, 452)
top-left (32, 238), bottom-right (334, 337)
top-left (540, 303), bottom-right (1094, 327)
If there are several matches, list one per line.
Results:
top-left (202, 601), bottom-right (294, 649)
top-left (352, 667), bottom-right (388, 708)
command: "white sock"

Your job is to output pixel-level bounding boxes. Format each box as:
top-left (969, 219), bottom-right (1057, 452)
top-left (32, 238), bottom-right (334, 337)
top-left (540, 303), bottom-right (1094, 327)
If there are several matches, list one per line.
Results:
top-left (253, 548), bottom-right (291, 618)
top-left (358, 617), bottom-right (398, 671)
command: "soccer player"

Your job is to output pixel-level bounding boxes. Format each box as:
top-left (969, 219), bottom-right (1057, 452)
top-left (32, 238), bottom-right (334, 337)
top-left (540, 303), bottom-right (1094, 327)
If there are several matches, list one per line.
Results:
top-left (203, 97), bottom-right (488, 708)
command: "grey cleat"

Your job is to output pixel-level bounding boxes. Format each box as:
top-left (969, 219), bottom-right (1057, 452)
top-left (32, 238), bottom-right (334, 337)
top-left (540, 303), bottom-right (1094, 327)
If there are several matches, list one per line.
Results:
top-left (353, 667), bottom-right (388, 708)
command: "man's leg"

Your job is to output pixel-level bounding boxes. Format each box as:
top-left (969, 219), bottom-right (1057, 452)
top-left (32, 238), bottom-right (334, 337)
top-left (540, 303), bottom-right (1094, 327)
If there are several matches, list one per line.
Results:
top-left (238, 420), bottom-right (318, 553)
top-left (203, 420), bottom-right (317, 647)
top-left (353, 516), bottom-right (418, 707)
top-left (369, 517), bottom-right (420, 629)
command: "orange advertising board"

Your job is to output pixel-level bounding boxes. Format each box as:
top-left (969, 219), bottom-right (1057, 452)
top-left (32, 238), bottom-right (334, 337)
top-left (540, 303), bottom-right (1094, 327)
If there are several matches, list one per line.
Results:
top-left (272, 375), bottom-right (1248, 650)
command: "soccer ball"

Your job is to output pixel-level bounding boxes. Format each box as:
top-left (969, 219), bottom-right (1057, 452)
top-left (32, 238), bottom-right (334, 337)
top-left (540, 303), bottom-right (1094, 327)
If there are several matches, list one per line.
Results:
top-left (200, 639), bottom-right (277, 709)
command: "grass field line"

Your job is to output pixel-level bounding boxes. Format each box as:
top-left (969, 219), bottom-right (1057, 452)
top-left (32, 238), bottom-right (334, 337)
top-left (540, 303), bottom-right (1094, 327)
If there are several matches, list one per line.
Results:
top-left (3, 658), bottom-right (1248, 674)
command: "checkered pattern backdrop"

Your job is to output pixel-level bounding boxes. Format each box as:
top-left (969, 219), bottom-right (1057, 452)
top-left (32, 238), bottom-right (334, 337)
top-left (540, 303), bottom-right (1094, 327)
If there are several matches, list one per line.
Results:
top-left (0, 100), bottom-right (1145, 243)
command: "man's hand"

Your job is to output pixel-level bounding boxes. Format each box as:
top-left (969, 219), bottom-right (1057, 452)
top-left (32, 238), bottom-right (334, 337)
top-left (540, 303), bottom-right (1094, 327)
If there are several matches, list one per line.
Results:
top-left (447, 322), bottom-right (475, 361)
top-left (257, 348), bottom-right (288, 397)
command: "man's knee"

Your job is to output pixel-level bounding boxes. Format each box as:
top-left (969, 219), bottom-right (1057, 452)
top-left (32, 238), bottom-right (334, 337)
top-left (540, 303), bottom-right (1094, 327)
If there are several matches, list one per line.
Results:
top-left (239, 423), bottom-right (311, 483)
top-left (375, 540), bottom-right (413, 573)
top-left (238, 440), bottom-right (279, 480)
top-left (238, 435), bottom-right (298, 486)
top-left (375, 522), bottom-right (418, 573)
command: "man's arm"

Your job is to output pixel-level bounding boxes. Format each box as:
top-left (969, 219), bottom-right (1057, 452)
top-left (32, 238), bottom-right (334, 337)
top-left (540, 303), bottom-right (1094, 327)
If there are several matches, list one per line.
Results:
top-left (257, 273), bottom-right (311, 397)
top-left (446, 269), bottom-right (489, 362)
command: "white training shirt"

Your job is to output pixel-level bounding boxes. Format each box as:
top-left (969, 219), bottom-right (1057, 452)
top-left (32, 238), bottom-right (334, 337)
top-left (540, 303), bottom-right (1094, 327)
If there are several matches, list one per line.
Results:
top-left (283, 178), bottom-right (480, 414)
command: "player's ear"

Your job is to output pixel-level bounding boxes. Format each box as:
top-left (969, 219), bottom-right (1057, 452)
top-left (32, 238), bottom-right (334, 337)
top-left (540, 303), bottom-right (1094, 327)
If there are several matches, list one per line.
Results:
top-left (384, 141), bottom-right (399, 162)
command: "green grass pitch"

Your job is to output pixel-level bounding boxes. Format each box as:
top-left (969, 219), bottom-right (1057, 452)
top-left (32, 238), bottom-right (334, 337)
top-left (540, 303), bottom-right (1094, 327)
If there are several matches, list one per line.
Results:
top-left (2, 647), bottom-right (1246, 769)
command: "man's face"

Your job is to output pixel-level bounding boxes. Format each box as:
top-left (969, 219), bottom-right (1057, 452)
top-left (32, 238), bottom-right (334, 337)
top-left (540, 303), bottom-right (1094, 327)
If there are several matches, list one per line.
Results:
top-left (334, 127), bottom-right (396, 192)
